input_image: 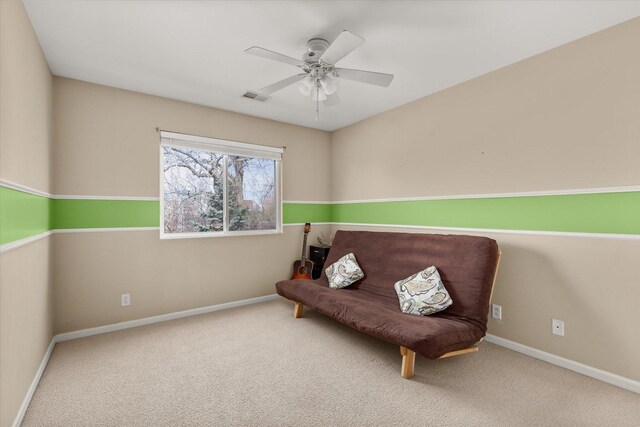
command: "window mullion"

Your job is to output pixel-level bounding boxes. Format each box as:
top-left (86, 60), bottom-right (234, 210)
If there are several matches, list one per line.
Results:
top-left (223, 154), bottom-right (228, 234)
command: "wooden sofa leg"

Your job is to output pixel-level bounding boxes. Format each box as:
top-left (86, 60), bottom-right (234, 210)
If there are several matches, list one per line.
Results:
top-left (293, 302), bottom-right (303, 318)
top-left (400, 346), bottom-right (415, 379)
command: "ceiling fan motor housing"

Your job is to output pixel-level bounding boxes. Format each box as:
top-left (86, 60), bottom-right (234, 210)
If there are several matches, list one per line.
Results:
top-left (303, 38), bottom-right (329, 62)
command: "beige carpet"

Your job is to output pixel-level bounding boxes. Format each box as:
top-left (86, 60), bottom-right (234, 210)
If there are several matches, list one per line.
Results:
top-left (23, 299), bottom-right (640, 426)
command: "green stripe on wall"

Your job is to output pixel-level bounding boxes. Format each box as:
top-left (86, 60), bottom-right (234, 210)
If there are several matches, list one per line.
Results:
top-left (0, 186), bottom-right (51, 245)
top-left (52, 199), bottom-right (160, 229)
top-left (332, 192), bottom-right (640, 235)
top-left (282, 203), bottom-right (332, 224)
top-left (3, 184), bottom-right (640, 246)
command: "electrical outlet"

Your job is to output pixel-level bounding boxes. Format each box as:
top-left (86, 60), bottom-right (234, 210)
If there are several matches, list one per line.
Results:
top-left (552, 319), bottom-right (564, 336)
top-left (491, 304), bottom-right (502, 320)
top-left (121, 293), bottom-right (131, 307)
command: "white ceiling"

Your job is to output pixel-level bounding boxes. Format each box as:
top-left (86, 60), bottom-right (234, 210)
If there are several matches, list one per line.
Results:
top-left (24, 1), bottom-right (640, 131)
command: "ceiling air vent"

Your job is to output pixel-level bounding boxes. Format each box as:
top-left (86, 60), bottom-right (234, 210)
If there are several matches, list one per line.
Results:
top-left (242, 91), bottom-right (270, 102)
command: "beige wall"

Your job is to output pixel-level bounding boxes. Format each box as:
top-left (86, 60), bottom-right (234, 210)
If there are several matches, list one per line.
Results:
top-left (52, 78), bottom-right (333, 333)
top-left (0, 239), bottom-right (53, 427)
top-left (53, 77), bottom-right (332, 200)
top-left (0, 0), bottom-right (53, 194)
top-left (331, 17), bottom-right (640, 201)
top-left (53, 225), bottom-right (330, 333)
top-left (0, 1), bottom-right (54, 426)
top-left (330, 18), bottom-right (640, 381)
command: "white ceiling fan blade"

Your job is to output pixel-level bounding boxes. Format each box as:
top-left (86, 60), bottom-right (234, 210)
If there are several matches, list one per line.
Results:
top-left (335, 68), bottom-right (394, 87)
top-left (257, 74), bottom-right (307, 95)
top-left (319, 31), bottom-right (365, 65)
top-left (245, 46), bottom-right (305, 67)
top-left (323, 93), bottom-right (340, 108)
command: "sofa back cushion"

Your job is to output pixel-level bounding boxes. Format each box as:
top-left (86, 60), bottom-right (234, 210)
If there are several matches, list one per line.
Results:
top-left (321, 230), bottom-right (499, 328)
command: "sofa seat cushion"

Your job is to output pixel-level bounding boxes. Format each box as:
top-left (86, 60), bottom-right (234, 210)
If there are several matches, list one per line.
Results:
top-left (276, 279), bottom-right (485, 359)
top-left (319, 231), bottom-right (499, 331)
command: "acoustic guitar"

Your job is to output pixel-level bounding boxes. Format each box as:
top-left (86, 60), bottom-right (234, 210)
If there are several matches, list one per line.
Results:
top-left (291, 223), bottom-right (314, 280)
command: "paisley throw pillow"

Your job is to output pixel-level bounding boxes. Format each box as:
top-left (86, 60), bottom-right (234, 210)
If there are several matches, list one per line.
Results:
top-left (394, 266), bottom-right (453, 316)
top-left (325, 253), bottom-right (364, 289)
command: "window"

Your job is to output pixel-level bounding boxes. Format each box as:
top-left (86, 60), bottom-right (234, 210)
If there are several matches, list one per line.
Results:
top-left (160, 131), bottom-right (282, 238)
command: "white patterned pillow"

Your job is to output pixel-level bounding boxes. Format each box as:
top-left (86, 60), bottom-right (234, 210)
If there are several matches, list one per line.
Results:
top-left (394, 266), bottom-right (453, 316)
top-left (325, 253), bottom-right (364, 289)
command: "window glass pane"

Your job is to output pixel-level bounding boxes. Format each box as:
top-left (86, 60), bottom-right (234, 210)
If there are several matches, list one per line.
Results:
top-left (227, 156), bottom-right (277, 231)
top-left (163, 147), bottom-right (224, 233)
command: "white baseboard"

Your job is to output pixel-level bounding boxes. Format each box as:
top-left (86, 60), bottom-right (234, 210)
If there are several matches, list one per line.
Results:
top-left (12, 338), bottom-right (55, 427)
top-left (55, 294), bottom-right (280, 342)
top-left (484, 334), bottom-right (640, 394)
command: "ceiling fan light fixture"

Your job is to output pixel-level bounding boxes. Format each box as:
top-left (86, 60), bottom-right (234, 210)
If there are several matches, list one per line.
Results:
top-left (297, 75), bottom-right (314, 96)
top-left (320, 74), bottom-right (338, 95)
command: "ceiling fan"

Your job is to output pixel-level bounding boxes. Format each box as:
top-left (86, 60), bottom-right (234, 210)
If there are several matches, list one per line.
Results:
top-left (244, 30), bottom-right (394, 119)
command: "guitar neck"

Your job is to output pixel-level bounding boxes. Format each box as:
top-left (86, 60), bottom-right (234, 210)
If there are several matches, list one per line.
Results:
top-left (300, 232), bottom-right (308, 262)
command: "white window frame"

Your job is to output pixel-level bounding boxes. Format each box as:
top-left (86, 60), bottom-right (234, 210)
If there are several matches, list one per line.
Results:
top-left (159, 131), bottom-right (283, 239)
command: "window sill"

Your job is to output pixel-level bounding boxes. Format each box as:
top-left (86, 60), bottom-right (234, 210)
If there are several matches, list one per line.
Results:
top-left (159, 228), bottom-right (283, 240)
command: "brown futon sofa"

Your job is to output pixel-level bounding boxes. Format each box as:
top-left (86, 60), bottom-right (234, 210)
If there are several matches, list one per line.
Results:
top-left (276, 230), bottom-right (501, 379)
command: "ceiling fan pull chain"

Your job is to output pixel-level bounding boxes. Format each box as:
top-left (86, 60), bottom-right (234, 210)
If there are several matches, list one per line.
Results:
top-left (316, 85), bottom-right (320, 120)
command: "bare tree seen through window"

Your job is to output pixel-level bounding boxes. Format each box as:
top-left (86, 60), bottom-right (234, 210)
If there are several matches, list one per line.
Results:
top-left (228, 155), bottom-right (276, 231)
top-left (163, 147), bottom-right (276, 234)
